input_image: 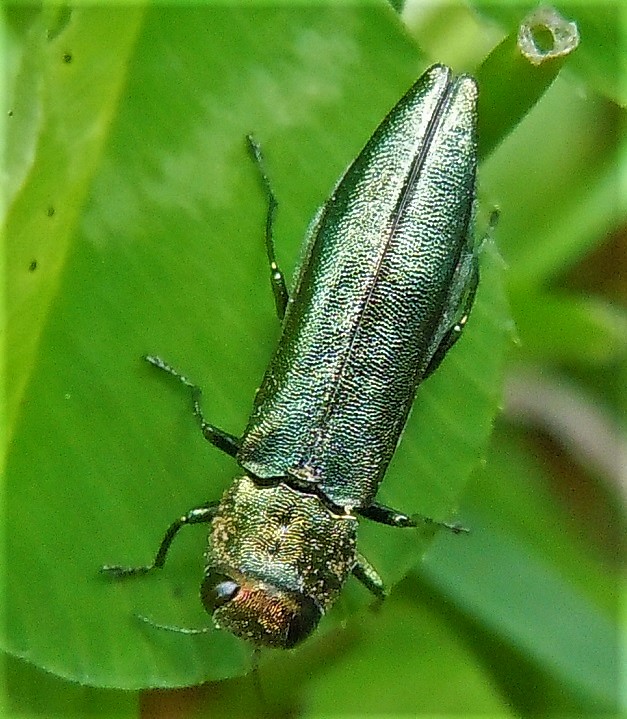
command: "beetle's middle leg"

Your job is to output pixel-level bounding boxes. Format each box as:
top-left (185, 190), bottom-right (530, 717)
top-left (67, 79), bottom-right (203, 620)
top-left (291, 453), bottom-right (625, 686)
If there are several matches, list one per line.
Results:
top-left (144, 355), bottom-right (240, 458)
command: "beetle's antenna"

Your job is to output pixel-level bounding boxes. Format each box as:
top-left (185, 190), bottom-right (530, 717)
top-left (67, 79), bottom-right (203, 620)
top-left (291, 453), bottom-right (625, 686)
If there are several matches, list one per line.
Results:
top-left (135, 614), bottom-right (213, 635)
top-left (251, 647), bottom-right (269, 710)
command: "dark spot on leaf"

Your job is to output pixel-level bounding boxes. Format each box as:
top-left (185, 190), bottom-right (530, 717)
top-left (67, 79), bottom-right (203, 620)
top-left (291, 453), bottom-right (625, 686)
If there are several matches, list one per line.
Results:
top-left (63, 52), bottom-right (72, 63)
top-left (47, 206), bottom-right (55, 217)
top-left (29, 260), bottom-right (38, 272)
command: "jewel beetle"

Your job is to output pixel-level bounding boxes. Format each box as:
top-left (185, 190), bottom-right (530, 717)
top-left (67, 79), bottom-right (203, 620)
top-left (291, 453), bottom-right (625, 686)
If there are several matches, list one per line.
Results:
top-left (102, 64), bottom-right (480, 649)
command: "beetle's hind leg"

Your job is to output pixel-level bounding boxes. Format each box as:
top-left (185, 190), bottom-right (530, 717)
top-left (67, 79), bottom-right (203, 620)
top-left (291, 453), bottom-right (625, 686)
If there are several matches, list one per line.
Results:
top-left (358, 501), bottom-right (468, 534)
top-left (144, 355), bottom-right (240, 458)
top-left (423, 209), bottom-right (499, 381)
top-left (247, 134), bottom-right (289, 320)
top-left (422, 254), bottom-right (478, 380)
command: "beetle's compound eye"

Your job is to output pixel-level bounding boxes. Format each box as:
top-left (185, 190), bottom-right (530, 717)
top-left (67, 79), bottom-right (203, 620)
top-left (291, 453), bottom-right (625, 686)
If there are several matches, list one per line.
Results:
top-left (200, 570), bottom-right (240, 611)
top-left (285, 592), bottom-right (321, 648)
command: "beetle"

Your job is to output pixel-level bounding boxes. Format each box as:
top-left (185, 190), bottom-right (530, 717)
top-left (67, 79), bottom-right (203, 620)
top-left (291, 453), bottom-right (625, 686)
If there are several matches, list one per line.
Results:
top-left (102, 63), bottom-right (480, 649)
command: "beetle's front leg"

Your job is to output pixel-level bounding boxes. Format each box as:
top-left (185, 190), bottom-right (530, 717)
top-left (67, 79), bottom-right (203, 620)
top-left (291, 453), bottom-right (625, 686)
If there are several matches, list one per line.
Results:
top-left (101, 503), bottom-right (219, 578)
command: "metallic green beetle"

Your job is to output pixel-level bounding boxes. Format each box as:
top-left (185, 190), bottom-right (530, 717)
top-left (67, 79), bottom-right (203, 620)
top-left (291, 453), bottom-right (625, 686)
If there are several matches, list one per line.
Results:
top-left (103, 64), bottom-right (480, 649)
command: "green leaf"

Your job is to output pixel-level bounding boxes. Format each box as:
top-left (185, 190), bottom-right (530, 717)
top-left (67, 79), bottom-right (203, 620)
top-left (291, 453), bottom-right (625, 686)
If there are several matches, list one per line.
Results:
top-left (506, 144), bottom-right (627, 290)
top-left (1, 653), bottom-right (137, 719)
top-left (420, 428), bottom-right (622, 714)
top-left (300, 585), bottom-right (514, 718)
top-left (509, 289), bottom-right (627, 365)
top-left (4, 4), bottom-right (511, 690)
top-left (4, 5), bottom-right (145, 442)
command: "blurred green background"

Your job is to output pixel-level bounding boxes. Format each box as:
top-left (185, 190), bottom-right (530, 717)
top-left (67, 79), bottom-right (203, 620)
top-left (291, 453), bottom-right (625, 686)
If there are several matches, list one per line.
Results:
top-left (3, 3), bottom-right (624, 718)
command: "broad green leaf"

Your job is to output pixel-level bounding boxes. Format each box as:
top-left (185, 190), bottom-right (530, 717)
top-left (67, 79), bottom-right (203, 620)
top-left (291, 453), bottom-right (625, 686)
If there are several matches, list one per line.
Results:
top-left (1, 653), bottom-right (137, 719)
top-left (5, 5), bottom-right (145, 443)
top-left (180, 577), bottom-right (515, 718)
top-left (506, 144), bottom-right (627, 290)
top-left (5, 4), bottom-right (510, 690)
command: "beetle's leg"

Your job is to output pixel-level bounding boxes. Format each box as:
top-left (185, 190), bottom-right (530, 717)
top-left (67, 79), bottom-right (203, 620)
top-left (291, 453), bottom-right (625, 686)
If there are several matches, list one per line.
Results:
top-left (101, 503), bottom-right (218, 578)
top-left (358, 501), bottom-right (468, 534)
top-left (422, 248), bottom-right (479, 381)
top-left (352, 552), bottom-right (387, 600)
top-left (423, 209), bottom-right (499, 381)
top-left (247, 134), bottom-right (289, 320)
top-left (144, 355), bottom-right (240, 458)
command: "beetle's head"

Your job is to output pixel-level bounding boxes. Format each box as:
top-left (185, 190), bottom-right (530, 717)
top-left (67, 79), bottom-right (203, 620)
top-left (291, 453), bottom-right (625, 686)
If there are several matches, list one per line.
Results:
top-left (204, 474), bottom-right (356, 648)
top-left (201, 567), bottom-right (322, 648)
